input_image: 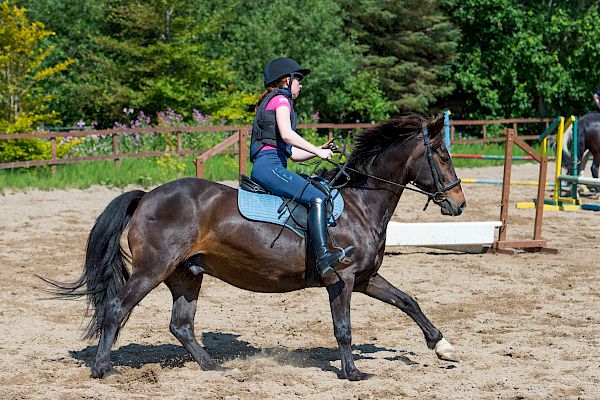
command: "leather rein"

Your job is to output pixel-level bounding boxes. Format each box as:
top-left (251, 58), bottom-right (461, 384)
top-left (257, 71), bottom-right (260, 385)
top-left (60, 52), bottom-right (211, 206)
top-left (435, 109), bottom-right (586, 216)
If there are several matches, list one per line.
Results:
top-left (328, 123), bottom-right (461, 211)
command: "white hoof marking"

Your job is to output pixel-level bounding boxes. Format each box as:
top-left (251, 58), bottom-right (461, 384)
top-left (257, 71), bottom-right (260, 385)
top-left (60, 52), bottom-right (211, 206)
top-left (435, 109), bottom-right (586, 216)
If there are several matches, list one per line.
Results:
top-left (435, 338), bottom-right (459, 362)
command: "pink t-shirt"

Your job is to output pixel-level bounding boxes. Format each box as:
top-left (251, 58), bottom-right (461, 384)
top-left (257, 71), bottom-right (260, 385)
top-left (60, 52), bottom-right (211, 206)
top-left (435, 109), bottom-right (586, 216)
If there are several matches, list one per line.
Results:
top-left (261, 95), bottom-right (291, 151)
top-left (265, 95), bottom-right (291, 111)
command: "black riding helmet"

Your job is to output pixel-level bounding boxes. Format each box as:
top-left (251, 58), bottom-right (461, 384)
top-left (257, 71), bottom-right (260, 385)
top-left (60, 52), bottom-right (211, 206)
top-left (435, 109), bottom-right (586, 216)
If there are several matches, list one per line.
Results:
top-left (263, 57), bottom-right (311, 87)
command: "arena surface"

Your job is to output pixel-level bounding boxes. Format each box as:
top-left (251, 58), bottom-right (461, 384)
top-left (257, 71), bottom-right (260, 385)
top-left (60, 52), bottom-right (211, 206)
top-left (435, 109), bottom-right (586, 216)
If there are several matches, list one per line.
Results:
top-left (1, 163), bottom-right (598, 399)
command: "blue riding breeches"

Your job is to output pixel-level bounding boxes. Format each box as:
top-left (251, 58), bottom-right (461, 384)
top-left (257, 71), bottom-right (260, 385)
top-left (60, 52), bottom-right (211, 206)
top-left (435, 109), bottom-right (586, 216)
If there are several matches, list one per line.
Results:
top-left (250, 149), bottom-right (327, 206)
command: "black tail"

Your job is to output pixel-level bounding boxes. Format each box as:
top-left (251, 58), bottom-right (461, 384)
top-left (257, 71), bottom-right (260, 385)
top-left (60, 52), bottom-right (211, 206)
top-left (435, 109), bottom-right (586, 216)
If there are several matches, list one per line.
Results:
top-left (39, 190), bottom-right (145, 340)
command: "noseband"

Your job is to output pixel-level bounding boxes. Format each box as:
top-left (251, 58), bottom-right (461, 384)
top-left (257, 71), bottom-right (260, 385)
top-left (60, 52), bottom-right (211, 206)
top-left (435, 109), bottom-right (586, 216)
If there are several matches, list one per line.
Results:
top-left (328, 123), bottom-right (461, 211)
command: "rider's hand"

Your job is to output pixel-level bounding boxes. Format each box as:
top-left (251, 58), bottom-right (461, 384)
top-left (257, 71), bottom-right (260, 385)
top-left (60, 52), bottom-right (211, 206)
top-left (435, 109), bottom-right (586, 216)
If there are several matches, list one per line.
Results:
top-left (321, 139), bottom-right (335, 149)
top-left (316, 148), bottom-right (333, 160)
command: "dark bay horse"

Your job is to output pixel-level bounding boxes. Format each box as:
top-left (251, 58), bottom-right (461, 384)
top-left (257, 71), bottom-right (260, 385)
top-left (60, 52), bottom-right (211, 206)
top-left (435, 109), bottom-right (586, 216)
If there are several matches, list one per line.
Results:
top-left (562, 111), bottom-right (600, 179)
top-left (48, 114), bottom-right (466, 381)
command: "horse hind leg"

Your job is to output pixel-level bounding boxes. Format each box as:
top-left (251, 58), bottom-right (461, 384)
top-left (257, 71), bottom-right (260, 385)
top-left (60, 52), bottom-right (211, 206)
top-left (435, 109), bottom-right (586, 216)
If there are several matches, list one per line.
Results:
top-left (361, 273), bottom-right (459, 362)
top-left (92, 271), bottom-right (163, 378)
top-left (165, 265), bottom-right (222, 371)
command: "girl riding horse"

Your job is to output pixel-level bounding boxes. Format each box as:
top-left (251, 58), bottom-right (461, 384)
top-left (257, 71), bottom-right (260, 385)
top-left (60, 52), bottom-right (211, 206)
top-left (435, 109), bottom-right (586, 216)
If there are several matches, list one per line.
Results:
top-left (250, 57), bottom-right (355, 278)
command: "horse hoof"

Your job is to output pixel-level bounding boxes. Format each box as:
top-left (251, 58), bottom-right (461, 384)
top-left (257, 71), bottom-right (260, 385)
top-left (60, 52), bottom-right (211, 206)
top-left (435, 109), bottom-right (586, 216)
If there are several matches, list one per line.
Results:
top-left (91, 366), bottom-right (120, 379)
top-left (201, 361), bottom-right (225, 372)
top-left (434, 338), bottom-right (459, 362)
top-left (342, 369), bottom-right (372, 381)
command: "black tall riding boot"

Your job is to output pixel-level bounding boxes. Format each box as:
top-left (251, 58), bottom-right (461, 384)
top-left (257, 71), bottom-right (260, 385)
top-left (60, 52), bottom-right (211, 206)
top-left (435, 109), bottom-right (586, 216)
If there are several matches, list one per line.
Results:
top-left (308, 198), bottom-right (355, 278)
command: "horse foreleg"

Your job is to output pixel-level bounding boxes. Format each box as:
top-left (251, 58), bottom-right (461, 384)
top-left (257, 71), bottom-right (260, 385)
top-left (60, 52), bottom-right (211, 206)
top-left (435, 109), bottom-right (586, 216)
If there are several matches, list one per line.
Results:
top-left (327, 274), bottom-right (371, 381)
top-left (362, 273), bottom-right (459, 362)
top-left (92, 273), bottom-right (159, 378)
top-left (165, 268), bottom-right (222, 371)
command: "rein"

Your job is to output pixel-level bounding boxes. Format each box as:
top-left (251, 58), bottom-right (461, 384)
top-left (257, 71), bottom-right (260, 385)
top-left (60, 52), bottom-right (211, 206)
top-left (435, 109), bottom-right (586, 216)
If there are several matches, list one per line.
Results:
top-left (327, 124), bottom-right (461, 211)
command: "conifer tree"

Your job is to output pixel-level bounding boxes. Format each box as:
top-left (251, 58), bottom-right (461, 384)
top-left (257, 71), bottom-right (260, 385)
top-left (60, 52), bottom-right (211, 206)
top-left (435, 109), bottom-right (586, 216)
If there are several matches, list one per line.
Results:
top-left (340, 0), bottom-right (459, 114)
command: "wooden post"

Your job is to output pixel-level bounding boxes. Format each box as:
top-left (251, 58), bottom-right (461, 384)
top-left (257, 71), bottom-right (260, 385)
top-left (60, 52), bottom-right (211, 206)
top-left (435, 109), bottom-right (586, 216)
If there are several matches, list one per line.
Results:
top-left (194, 131), bottom-right (240, 179)
top-left (497, 128), bottom-right (514, 244)
top-left (512, 122), bottom-right (517, 135)
top-left (177, 132), bottom-right (182, 154)
top-left (492, 128), bottom-right (556, 254)
top-left (239, 128), bottom-right (248, 177)
top-left (534, 157), bottom-right (548, 240)
top-left (196, 157), bottom-right (204, 178)
top-left (50, 136), bottom-right (57, 174)
top-left (482, 125), bottom-right (487, 140)
top-left (113, 134), bottom-right (120, 168)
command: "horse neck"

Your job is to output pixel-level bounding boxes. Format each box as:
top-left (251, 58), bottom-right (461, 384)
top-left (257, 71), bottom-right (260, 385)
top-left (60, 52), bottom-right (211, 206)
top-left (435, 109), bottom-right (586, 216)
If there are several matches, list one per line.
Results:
top-left (345, 150), bottom-right (412, 227)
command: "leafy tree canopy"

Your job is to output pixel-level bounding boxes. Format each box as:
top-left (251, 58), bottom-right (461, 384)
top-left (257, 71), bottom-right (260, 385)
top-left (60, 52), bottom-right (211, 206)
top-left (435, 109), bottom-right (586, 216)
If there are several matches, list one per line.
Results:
top-left (201, 0), bottom-right (392, 123)
top-left (0, 0), bottom-right (72, 132)
top-left (446, 0), bottom-right (600, 118)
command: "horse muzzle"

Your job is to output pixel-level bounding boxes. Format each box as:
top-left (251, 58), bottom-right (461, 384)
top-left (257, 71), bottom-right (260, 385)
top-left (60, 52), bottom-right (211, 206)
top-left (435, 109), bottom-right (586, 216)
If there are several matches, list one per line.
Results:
top-left (439, 197), bottom-right (466, 216)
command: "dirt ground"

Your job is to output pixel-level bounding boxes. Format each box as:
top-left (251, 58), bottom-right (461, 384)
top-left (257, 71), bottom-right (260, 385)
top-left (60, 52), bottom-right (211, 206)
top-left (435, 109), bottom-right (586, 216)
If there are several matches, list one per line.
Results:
top-left (1, 163), bottom-right (599, 400)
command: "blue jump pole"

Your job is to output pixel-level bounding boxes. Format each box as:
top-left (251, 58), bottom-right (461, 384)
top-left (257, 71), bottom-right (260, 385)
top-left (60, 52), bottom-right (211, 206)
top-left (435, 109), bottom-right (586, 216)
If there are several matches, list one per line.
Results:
top-left (444, 110), bottom-right (451, 152)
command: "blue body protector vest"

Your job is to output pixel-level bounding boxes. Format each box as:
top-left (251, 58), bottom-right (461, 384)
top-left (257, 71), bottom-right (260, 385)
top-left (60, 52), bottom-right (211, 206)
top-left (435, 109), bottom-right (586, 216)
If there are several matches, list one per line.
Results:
top-left (250, 88), bottom-right (296, 162)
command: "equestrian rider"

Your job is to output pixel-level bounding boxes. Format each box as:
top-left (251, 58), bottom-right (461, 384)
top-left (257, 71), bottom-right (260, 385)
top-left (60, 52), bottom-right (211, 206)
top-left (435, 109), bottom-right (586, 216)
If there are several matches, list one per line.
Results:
top-left (250, 57), bottom-right (355, 278)
top-left (594, 88), bottom-right (600, 111)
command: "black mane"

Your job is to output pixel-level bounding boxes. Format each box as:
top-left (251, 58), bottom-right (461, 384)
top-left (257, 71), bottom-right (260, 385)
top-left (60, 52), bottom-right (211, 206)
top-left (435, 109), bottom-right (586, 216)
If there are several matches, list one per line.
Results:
top-left (323, 114), bottom-right (440, 186)
top-left (347, 114), bottom-right (426, 171)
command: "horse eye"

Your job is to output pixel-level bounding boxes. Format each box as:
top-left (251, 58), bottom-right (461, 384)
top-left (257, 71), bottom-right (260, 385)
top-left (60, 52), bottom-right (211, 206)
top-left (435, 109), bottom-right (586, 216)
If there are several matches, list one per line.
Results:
top-left (437, 149), bottom-right (450, 163)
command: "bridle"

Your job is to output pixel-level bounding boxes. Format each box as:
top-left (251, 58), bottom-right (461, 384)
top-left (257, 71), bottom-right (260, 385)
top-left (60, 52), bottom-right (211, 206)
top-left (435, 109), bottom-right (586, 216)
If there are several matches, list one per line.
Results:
top-left (413, 123), bottom-right (462, 210)
top-left (328, 123), bottom-right (461, 211)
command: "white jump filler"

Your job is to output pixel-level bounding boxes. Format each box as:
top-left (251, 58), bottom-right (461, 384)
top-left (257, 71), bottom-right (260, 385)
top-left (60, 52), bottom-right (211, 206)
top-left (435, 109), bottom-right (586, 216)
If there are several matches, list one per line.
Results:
top-left (385, 221), bottom-right (502, 253)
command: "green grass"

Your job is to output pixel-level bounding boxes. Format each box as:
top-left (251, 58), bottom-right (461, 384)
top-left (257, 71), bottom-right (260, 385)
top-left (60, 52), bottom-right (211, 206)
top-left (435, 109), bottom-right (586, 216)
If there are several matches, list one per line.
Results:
top-left (0, 154), bottom-right (250, 192)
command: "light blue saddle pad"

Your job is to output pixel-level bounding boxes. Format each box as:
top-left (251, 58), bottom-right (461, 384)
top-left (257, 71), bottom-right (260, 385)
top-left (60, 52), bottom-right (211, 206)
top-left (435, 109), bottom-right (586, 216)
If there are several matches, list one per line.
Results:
top-left (238, 189), bottom-right (344, 237)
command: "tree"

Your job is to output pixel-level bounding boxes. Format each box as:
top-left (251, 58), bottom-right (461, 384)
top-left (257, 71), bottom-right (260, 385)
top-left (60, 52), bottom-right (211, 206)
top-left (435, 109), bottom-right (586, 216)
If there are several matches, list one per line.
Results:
top-left (0, 0), bottom-right (72, 132)
top-left (445, 0), bottom-right (600, 119)
top-left (201, 0), bottom-right (392, 123)
top-left (340, 0), bottom-right (459, 115)
top-left (23, 0), bottom-right (105, 127)
top-left (26, 0), bottom-right (255, 128)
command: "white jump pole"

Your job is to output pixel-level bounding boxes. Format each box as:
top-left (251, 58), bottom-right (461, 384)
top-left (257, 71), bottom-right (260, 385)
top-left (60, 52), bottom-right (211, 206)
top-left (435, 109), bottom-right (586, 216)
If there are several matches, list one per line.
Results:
top-left (558, 175), bottom-right (600, 187)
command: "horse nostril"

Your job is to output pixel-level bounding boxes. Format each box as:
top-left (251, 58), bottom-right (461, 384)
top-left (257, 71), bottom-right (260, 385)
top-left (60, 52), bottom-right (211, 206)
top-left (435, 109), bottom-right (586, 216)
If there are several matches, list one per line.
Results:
top-left (460, 201), bottom-right (467, 210)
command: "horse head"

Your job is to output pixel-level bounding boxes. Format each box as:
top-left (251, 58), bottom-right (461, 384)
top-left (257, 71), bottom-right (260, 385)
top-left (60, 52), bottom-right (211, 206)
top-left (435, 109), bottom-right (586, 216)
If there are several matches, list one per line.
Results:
top-left (406, 114), bottom-right (466, 216)
top-left (343, 114), bottom-right (466, 216)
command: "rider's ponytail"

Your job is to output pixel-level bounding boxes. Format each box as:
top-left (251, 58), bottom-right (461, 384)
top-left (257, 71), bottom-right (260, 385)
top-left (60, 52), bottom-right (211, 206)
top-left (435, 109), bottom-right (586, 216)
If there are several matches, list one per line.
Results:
top-left (256, 77), bottom-right (289, 109)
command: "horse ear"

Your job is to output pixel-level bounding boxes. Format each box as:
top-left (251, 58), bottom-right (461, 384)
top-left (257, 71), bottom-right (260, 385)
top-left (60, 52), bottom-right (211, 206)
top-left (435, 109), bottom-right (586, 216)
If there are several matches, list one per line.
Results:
top-left (428, 114), bottom-right (445, 138)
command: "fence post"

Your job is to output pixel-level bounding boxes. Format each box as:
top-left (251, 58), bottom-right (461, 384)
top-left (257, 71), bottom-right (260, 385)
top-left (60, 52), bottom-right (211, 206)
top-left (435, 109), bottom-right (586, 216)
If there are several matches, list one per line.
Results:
top-left (239, 128), bottom-right (248, 178)
top-left (177, 132), bottom-right (182, 154)
top-left (196, 157), bottom-right (205, 178)
top-left (50, 136), bottom-right (57, 174)
top-left (482, 125), bottom-right (487, 140)
top-left (113, 134), bottom-right (120, 167)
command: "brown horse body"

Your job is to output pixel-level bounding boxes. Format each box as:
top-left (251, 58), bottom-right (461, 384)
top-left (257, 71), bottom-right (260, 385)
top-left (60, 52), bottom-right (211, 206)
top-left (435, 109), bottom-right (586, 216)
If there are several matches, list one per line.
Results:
top-left (50, 114), bottom-right (466, 381)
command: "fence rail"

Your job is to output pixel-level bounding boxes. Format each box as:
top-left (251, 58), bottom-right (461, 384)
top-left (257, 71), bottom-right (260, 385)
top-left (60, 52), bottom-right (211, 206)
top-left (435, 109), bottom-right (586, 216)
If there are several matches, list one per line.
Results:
top-left (0, 117), bottom-right (556, 174)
